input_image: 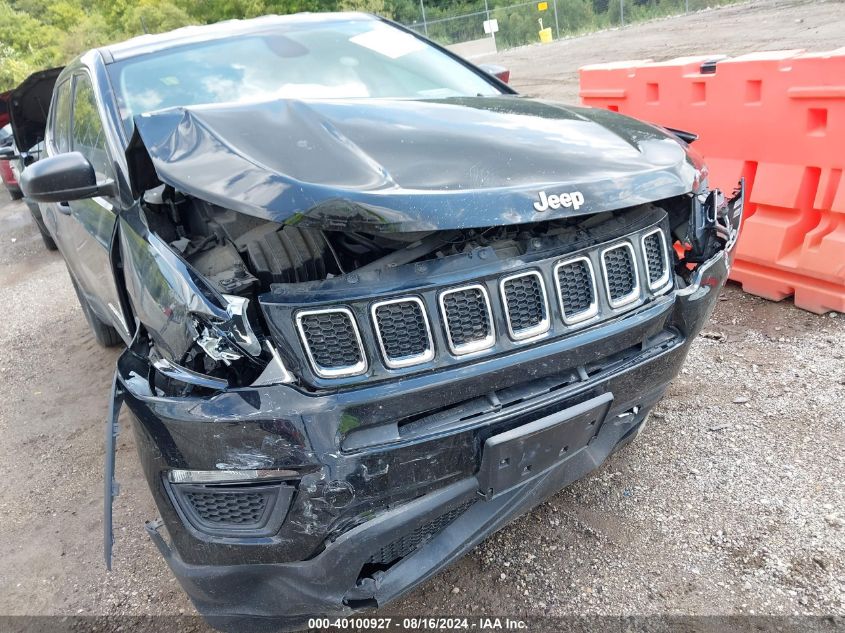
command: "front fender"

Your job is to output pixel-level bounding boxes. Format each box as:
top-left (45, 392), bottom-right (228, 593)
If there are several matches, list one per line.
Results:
top-left (117, 203), bottom-right (247, 363)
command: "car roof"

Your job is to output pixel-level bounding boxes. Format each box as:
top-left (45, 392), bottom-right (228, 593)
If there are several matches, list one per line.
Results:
top-left (99, 11), bottom-right (377, 63)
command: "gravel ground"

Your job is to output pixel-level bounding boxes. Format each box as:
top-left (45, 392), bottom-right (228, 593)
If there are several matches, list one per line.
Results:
top-left (485, 0), bottom-right (845, 104)
top-left (0, 1), bottom-right (843, 630)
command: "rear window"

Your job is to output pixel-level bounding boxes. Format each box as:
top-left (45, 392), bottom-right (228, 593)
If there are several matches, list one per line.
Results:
top-left (107, 19), bottom-right (501, 132)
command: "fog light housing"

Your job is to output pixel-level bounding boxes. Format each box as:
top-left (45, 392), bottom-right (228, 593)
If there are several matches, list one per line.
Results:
top-left (165, 477), bottom-right (294, 538)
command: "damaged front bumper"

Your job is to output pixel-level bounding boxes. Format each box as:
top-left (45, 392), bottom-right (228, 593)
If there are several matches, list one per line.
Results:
top-left (106, 185), bottom-right (743, 628)
top-left (118, 246), bottom-right (732, 625)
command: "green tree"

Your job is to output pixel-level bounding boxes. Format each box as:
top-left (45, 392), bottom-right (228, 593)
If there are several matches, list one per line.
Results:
top-left (339, 0), bottom-right (391, 17)
top-left (124, 0), bottom-right (196, 36)
top-left (556, 0), bottom-right (595, 33)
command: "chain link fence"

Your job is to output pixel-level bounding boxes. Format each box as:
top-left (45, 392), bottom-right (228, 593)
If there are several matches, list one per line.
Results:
top-left (400, 0), bottom-right (742, 55)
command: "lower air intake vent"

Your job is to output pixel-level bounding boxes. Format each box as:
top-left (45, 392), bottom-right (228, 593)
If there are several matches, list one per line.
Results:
top-left (168, 482), bottom-right (294, 538)
top-left (602, 243), bottom-right (639, 308)
top-left (185, 490), bottom-right (266, 524)
top-left (297, 308), bottom-right (367, 378)
top-left (642, 229), bottom-right (670, 289)
top-left (555, 257), bottom-right (597, 324)
top-left (368, 499), bottom-right (475, 566)
top-left (501, 271), bottom-right (549, 340)
top-left (372, 298), bottom-right (434, 368)
top-left (439, 285), bottom-right (495, 355)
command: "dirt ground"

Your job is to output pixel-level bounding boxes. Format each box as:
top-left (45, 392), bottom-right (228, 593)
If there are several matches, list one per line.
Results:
top-left (488, 0), bottom-right (845, 104)
top-left (0, 0), bottom-right (843, 629)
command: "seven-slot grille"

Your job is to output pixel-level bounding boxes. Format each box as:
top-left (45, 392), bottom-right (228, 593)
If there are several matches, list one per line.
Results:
top-left (642, 228), bottom-right (670, 289)
top-left (555, 257), bottom-right (598, 324)
top-left (601, 243), bottom-right (639, 307)
top-left (500, 271), bottom-right (550, 340)
top-left (439, 285), bottom-right (496, 354)
top-left (372, 297), bottom-right (434, 368)
top-left (294, 224), bottom-right (673, 379)
top-left (295, 308), bottom-right (367, 378)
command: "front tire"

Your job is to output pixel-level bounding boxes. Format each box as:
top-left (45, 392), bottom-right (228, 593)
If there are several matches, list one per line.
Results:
top-left (70, 277), bottom-right (122, 347)
top-left (40, 231), bottom-right (58, 251)
top-left (25, 202), bottom-right (57, 250)
top-left (37, 225), bottom-right (58, 250)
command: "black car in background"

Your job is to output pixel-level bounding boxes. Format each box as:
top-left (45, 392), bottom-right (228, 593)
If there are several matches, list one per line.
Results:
top-left (3, 69), bottom-right (62, 249)
top-left (0, 126), bottom-right (57, 250)
top-left (20, 142), bottom-right (57, 251)
top-left (15, 12), bottom-right (742, 630)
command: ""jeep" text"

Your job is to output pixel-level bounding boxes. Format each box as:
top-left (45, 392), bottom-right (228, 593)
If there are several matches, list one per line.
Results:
top-left (533, 190), bottom-right (585, 212)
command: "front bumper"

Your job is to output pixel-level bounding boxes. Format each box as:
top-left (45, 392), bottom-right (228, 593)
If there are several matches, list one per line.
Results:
top-left (113, 185), bottom-right (741, 627)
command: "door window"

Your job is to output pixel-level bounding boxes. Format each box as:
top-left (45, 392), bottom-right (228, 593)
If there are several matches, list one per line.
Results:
top-left (71, 75), bottom-right (113, 182)
top-left (51, 79), bottom-right (72, 153)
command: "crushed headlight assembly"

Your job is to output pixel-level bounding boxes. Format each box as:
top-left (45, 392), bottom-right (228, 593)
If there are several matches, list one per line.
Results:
top-left (118, 204), bottom-right (297, 391)
top-left (191, 295), bottom-right (261, 365)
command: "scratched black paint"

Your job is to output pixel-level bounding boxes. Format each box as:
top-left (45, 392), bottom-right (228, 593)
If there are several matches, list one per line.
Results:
top-left (131, 97), bottom-right (704, 232)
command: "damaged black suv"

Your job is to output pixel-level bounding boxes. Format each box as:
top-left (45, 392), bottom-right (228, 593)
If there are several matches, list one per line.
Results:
top-left (16, 11), bottom-right (742, 630)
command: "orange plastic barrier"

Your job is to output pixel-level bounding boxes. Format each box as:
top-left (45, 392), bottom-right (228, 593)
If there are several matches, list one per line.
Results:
top-left (579, 50), bottom-right (845, 314)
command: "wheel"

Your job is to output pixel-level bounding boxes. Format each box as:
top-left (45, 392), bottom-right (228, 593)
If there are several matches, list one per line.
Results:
top-left (8, 187), bottom-right (23, 200)
top-left (38, 225), bottom-right (57, 250)
top-left (70, 276), bottom-right (122, 347)
top-left (25, 202), bottom-right (57, 250)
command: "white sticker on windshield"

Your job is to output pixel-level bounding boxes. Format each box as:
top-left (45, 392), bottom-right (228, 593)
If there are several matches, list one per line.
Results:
top-left (349, 24), bottom-right (426, 59)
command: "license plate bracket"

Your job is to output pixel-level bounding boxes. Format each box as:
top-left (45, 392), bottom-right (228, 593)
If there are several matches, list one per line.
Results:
top-left (477, 393), bottom-right (613, 500)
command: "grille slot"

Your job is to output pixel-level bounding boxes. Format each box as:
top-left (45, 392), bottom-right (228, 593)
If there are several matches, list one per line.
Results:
top-left (642, 228), bottom-right (670, 290)
top-left (500, 271), bottom-right (550, 340)
top-left (184, 491), bottom-right (267, 525)
top-left (372, 297), bottom-right (434, 368)
top-left (439, 285), bottom-right (495, 355)
top-left (601, 243), bottom-right (640, 308)
top-left (368, 499), bottom-right (475, 566)
top-left (296, 308), bottom-right (367, 378)
top-left (554, 257), bottom-right (598, 325)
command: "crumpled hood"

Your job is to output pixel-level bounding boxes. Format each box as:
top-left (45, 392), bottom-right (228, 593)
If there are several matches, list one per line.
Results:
top-left (131, 96), bottom-right (701, 232)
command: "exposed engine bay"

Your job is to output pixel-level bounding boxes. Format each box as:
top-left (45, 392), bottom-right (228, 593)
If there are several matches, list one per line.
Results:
top-left (133, 183), bottom-right (740, 396)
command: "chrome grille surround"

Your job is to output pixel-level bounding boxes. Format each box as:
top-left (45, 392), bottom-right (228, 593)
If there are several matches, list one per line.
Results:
top-left (641, 227), bottom-right (671, 292)
top-left (553, 256), bottom-right (599, 326)
top-left (438, 284), bottom-right (496, 355)
top-left (371, 297), bottom-right (435, 369)
top-left (600, 242), bottom-right (640, 309)
top-left (295, 307), bottom-right (368, 378)
top-left (499, 270), bottom-right (550, 341)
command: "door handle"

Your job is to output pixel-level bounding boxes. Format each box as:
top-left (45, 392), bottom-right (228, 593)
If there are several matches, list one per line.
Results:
top-left (57, 201), bottom-right (71, 215)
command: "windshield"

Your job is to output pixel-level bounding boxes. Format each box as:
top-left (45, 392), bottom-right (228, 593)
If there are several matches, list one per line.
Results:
top-left (107, 18), bottom-right (502, 133)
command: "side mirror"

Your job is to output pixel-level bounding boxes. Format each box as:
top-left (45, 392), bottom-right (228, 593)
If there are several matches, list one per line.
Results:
top-left (0, 145), bottom-right (16, 160)
top-left (478, 63), bottom-right (510, 84)
top-left (20, 151), bottom-right (117, 203)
